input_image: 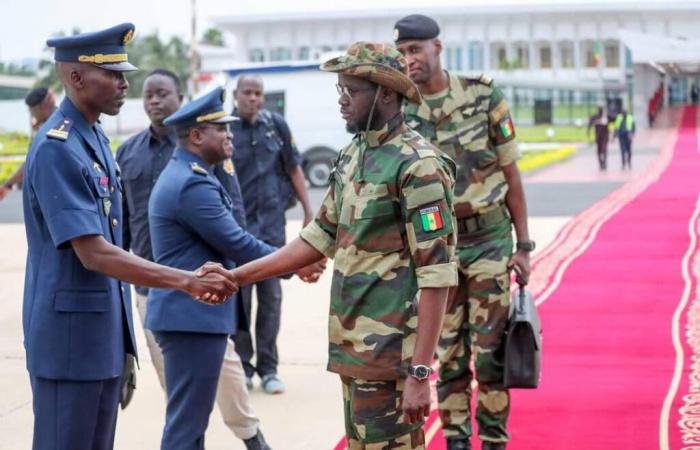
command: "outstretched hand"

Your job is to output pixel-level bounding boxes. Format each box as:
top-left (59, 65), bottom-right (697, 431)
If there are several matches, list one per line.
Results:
top-left (188, 262), bottom-right (238, 305)
top-left (296, 258), bottom-right (327, 283)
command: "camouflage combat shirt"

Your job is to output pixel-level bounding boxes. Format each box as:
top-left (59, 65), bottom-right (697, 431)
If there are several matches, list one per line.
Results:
top-left (300, 121), bottom-right (458, 380)
top-left (404, 72), bottom-right (519, 218)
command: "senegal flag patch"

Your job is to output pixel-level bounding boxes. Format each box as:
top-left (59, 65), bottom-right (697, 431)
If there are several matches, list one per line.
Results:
top-left (420, 206), bottom-right (443, 232)
top-left (499, 117), bottom-right (514, 139)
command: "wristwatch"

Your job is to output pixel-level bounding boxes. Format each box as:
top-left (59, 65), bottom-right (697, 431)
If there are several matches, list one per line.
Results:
top-left (516, 240), bottom-right (536, 252)
top-left (407, 364), bottom-right (433, 381)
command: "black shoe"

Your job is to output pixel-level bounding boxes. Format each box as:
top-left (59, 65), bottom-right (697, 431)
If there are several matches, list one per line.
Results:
top-left (243, 429), bottom-right (272, 450)
top-left (482, 442), bottom-right (505, 450)
top-left (446, 437), bottom-right (471, 450)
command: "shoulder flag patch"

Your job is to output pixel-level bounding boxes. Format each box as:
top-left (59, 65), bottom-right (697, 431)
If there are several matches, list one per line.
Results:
top-left (46, 118), bottom-right (73, 141)
top-left (420, 206), bottom-right (443, 232)
top-left (190, 162), bottom-right (208, 175)
top-left (499, 117), bottom-right (515, 139)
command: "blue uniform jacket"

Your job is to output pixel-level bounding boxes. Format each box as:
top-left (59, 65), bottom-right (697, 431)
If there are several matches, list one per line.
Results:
top-left (146, 148), bottom-right (276, 334)
top-left (22, 98), bottom-right (137, 381)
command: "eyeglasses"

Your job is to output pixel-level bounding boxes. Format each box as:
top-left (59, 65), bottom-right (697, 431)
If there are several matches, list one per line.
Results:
top-left (335, 83), bottom-right (375, 99)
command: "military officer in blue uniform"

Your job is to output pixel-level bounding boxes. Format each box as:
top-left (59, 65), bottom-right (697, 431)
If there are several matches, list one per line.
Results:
top-left (22, 24), bottom-right (238, 450)
top-left (147, 86), bottom-right (310, 450)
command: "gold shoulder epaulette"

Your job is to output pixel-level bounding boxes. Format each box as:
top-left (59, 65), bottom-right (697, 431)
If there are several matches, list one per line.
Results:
top-left (46, 118), bottom-right (73, 141)
top-left (190, 162), bottom-right (208, 175)
top-left (222, 159), bottom-right (235, 175)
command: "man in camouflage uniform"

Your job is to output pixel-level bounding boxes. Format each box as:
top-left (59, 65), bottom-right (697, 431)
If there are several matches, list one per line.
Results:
top-left (227, 42), bottom-right (458, 449)
top-left (394, 15), bottom-right (534, 450)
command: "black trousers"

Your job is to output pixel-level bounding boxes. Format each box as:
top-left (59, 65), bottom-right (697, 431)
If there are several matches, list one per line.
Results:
top-left (596, 134), bottom-right (609, 170)
top-left (620, 134), bottom-right (633, 168)
top-left (234, 277), bottom-right (282, 378)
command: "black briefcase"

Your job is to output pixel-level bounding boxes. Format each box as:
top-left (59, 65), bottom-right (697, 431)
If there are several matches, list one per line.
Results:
top-left (504, 284), bottom-right (542, 389)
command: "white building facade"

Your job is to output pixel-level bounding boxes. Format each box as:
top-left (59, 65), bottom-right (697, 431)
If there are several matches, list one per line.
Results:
top-left (210, 2), bottom-right (699, 90)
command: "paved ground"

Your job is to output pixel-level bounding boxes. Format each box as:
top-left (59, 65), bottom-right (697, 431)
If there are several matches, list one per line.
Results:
top-left (0, 135), bottom-right (663, 449)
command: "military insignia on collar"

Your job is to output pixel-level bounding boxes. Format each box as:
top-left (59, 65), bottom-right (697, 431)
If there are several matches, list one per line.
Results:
top-left (223, 159), bottom-right (235, 175)
top-left (123, 29), bottom-right (134, 45)
top-left (190, 162), bottom-right (208, 175)
top-left (393, 28), bottom-right (400, 41)
top-left (93, 161), bottom-right (103, 173)
top-left (419, 206), bottom-right (443, 232)
top-left (46, 118), bottom-right (73, 141)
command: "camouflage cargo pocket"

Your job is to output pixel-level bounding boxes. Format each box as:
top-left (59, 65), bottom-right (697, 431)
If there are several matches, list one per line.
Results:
top-left (347, 378), bottom-right (422, 444)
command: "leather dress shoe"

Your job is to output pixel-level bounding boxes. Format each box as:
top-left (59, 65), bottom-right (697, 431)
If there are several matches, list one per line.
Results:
top-left (446, 438), bottom-right (471, 450)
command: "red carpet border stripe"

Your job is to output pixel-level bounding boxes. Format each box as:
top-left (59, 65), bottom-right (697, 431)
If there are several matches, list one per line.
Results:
top-left (672, 202), bottom-right (700, 449)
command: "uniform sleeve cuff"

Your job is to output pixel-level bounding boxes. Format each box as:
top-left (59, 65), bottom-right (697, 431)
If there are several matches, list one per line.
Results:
top-left (497, 141), bottom-right (520, 167)
top-left (300, 221), bottom-right (335, 259)
top-left (415, 262), bottom-right (458, 288)
top-left (48, 208), bottom-right (103, 249)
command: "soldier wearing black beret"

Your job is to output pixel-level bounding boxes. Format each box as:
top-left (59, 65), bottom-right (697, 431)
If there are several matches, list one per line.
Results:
top-left (394, 13), bottom-right (534, 450)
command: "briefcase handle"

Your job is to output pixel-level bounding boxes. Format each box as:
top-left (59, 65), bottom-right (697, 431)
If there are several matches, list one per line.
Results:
top-left (512, 266), bottom-right (527, 314)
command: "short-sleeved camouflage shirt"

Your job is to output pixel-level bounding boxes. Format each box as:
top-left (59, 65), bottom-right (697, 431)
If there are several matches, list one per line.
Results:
top-left (300, 123), bottom-right (458, 380)
top-left (404, 72), bottom-right (519, 218)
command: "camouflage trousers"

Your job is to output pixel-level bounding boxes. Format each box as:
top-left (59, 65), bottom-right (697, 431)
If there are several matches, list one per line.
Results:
top-left (341, 376), bottom-right (425, 450)
top-left (437, 218), bottom-right (513, 443)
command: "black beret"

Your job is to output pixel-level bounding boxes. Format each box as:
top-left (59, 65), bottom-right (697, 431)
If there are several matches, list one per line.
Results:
top-left (24, 87), bottom-right (49, 107)
top-left (393, 14), bottom-right (440, 43)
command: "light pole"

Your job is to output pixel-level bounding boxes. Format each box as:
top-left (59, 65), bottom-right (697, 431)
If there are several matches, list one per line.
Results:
top-left (190, 0), bottom-right (199, 98)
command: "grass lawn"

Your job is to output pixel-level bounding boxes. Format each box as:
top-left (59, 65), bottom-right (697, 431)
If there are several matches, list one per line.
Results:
top-left (516, 125), bottom-right (590, 143)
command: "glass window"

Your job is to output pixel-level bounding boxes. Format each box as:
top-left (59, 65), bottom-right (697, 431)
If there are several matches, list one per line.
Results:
top-left (604, 41), bottom-right (619, 68)
top-left (468, 41), bottom-right (484, 71)
top-left (513, 43), bottom-right (529, 69)
top-left (539, 45), bottom-right (551, 69)
top-left (559, 41), bottom-right (574, 68)
top-left (445, 46), bottom-right (464, 71)
top-left (491, 43), bottom-right (507, 69)
top-left (269, 47), bottom-right (292, 61)
top-left (298, 46), bottom-right (310, 60)
top-left (249, 48), bottom-right (265, 62)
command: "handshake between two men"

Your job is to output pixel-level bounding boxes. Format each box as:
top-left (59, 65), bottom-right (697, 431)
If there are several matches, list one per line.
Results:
top-left (190, 258), bottom-right (328, 305)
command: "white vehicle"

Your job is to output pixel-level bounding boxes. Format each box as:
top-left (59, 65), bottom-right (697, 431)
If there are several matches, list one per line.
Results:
top-left (223, 62), bottom-right (347, 187)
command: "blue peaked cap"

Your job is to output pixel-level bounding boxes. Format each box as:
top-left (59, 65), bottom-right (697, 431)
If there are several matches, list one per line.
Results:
top-left (47, 23), bottom-right (137, 72)
top-left (164, 86), bottom-right (237, 130)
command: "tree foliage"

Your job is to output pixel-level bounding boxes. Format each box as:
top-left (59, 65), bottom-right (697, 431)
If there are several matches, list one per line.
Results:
top-left (125, 33), bottom-right (191, 97)
top-left (202, 28), bottom-right (225, 47)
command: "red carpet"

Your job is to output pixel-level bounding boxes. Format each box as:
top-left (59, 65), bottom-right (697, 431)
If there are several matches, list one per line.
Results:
top-left (334, 107), bottom-right (700, 450)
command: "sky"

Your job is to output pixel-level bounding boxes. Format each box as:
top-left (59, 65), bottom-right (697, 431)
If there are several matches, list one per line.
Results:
top-left (1, 0), bottom-right (649, 63)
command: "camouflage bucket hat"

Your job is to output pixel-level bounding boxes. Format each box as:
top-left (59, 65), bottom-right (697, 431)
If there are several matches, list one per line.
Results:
top-left (320, 41), bottom-right (422, 105)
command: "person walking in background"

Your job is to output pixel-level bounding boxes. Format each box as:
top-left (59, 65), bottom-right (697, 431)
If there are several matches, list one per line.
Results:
top-left (588, 106), bottom-right (610, 171)
top-left (613, 109), bottom-right (636, 169)
top-left (0, 87), bottom-right (56, 200)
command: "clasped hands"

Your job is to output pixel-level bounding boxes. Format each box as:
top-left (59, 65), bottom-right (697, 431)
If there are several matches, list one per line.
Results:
top-left (188, 258), bottom-right (328, 305)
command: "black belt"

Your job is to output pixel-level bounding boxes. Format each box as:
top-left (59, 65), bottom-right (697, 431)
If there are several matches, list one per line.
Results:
top-left (457, 205), bottom-right (509, 234)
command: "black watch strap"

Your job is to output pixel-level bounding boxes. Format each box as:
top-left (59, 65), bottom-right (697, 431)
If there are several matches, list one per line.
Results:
top-left (516, 240), bottom-right (536, 252)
